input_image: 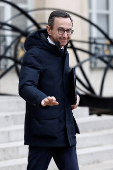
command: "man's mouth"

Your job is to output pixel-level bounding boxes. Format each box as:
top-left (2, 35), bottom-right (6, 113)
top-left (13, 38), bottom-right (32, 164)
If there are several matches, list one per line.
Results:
top-left (61, 39), bottom-right (67, 42)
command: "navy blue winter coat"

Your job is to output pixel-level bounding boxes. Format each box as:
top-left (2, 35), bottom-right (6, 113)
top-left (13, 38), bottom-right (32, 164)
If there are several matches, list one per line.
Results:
top-left (19, 29), bottom-right (80, 147)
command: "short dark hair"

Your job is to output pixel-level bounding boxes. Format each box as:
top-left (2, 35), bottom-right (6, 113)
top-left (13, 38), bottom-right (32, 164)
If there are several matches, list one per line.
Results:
top-left (48, 10), bottom-right (73, 29)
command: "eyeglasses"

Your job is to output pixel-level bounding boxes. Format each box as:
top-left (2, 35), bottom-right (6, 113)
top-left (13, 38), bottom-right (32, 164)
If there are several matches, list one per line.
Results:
top-left (57, 27), bottom-right (74, 35)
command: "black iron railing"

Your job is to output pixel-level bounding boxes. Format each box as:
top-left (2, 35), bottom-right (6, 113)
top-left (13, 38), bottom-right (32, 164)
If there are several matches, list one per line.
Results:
top-left (0, 0), bottom-right (113, 115)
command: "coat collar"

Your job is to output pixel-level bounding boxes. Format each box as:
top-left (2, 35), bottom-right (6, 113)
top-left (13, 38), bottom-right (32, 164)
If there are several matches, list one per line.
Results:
top-left (47, 36), bottom-right (64, 49)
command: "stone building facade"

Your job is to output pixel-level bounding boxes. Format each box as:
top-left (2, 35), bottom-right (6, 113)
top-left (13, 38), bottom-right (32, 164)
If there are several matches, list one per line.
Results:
top-left (0, 0), bottom-right (113, 97)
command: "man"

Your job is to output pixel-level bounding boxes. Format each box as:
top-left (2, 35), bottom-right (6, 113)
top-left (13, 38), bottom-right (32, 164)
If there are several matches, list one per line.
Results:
top-left (19, 10), bottom-right (80, 170)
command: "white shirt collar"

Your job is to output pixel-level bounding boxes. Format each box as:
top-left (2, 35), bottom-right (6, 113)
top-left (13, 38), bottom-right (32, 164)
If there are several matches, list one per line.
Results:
top-left (47, 36), bottom-right (64, 49)
top-left (47, 36), bottom-right (55, 45)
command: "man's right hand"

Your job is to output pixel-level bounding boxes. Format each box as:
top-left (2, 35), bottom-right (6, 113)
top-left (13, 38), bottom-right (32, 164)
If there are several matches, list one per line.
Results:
top-left (41, 96), bottom-right (59, 107)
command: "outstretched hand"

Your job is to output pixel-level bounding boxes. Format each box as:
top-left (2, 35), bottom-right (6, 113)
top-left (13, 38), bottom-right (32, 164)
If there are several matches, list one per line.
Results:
top-left (41, 96), bottom-right (59, 107)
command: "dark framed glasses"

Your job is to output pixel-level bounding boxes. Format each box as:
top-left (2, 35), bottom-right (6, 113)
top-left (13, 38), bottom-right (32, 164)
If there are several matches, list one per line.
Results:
top-left (57, 27), bottom-right (74, 35)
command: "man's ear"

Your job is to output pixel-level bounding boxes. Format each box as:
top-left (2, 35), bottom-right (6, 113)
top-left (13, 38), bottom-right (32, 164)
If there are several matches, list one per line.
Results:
top-left (46, 25), bottom-right (52, 36)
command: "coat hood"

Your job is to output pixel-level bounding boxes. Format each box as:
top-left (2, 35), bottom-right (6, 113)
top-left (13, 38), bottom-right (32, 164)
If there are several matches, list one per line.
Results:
top-left (24, 28), bottom-right (68, 55)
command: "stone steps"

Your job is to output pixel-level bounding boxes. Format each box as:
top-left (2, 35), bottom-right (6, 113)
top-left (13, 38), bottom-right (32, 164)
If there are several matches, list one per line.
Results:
top-left (0, 108), bottom-right (113, 135)
top-left (0, 157), bottom-right (27, 170)
top-left (0, 96), bottom-right (113, 170)
top-left (73, 107), bottom-right (89, 118)
top-left (0, 111), bottom-right (24, 127)
top-left (0, 158), bottom-right (113, 170)
top-left (0, 142), bottom-right (113, 170)
top-left (0, 114), bottom-right (113, 146)
top-left (0, 141), bottom-right (28, 161)
top-left (0, 96), bottom-right (25, 112)
top-left (0, 127), bottom-right (110, 147)
top-left (0, 125), bottom-right (24, 143)
top-left (0, 159), bottom-right (113, 170)
top-left (77, 128), bottom-right (113, 148)
top-left (77, 144), bottom-right (113, 165)
top-left (76, 115), bottom-right (113, 132)
top-left (79, 160), bottom-right (113, 170)
top-left (0, 128), bottom-right (113, 160)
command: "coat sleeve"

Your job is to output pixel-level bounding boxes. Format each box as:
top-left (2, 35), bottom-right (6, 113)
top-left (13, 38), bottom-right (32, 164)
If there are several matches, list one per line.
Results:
top-left (19, 49), bottom-right (47, 106)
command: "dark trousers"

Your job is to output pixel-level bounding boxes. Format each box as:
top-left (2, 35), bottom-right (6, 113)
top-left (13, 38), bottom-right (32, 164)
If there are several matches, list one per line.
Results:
top-left (27, 145), bottom-right (79, 170)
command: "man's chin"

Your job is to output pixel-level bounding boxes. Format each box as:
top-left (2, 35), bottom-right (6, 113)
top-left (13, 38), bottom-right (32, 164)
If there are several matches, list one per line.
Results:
top-left (60, 42), bottom-right (67, 47)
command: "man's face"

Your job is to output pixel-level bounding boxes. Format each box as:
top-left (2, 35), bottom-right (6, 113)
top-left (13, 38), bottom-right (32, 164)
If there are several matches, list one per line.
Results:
top-left (47, 17), bottom-right (73, 47)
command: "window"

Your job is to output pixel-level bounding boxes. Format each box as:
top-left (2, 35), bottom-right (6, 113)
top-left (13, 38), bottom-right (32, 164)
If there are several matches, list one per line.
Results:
top-left (96, 0), bottom-right (109, 10)
top-left (0, 0), bottom-right (32, 70)
top-left (89, 0), bottom-right (113, 68)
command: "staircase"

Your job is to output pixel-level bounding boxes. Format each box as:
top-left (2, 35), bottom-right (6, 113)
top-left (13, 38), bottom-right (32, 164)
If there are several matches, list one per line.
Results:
top-left (0, 96), bottom-right (113, 170)
top-left (74, 108), bottom-right (113, 170)
top-left (0, 96), bottom-right (27, 170)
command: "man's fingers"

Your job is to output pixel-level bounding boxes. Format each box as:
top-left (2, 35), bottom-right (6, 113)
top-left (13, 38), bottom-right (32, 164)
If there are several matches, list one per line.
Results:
top-left (41, 100), bottom-right (45, 106)
top-left (41, 98), bottom-right (49, 106)
top-left (44, 98), bottom-right (49, 103)
top-left (52, 101), bottom-right (59, 105)
top-left (41, 96), bottom-right (59, 106)
top-left (51, 96), bottom-right (56, 101)
top-left (47, 96), bottom-right (56, 101)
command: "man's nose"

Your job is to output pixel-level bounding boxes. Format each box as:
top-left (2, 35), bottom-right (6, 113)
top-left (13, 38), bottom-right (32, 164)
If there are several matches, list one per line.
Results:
top-left (63, 31), bottom-right (68, 37)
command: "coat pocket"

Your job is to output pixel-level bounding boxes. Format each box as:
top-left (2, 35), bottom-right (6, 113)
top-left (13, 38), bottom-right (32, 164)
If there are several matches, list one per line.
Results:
top-left (31, 105), bottom-right (59, 120)
top-left (32, 117), bottom-right (59, 138)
